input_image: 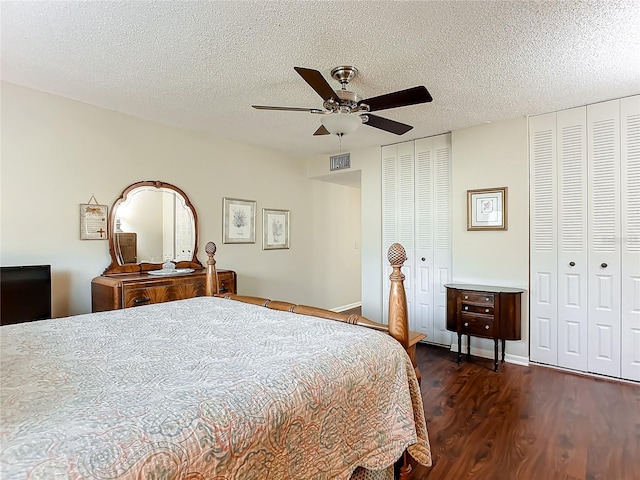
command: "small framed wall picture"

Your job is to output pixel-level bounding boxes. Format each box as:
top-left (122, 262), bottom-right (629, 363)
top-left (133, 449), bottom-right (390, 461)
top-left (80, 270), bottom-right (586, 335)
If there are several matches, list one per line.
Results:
top-left (467, 187), bottom-right (508, 231)
top-left (80, 202), bottom-right (109, 240)
top-left (263, 208), bottom-right (290, 250)
top-left (223, 197), bottom-right (256, 244)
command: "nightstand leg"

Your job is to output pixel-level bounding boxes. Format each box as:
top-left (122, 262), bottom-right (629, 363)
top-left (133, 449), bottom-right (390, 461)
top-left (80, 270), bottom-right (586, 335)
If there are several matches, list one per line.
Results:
top-left (494, 339), bottom-right (499, 372)
top-left (466, 335), bottom-right (471, 359)
top-left (501, 339), bottom-right (506, 363)
top-left (457, 333), bottom-right (462, 364)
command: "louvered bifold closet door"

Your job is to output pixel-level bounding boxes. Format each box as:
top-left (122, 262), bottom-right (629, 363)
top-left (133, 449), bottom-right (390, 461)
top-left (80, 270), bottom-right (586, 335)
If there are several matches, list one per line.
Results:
top-left (414, 138), bottom-right (435, 339)
top-left (414, 135), bottom-right (452, 345)
top-left (557, 107), bottom-right (589, 371)
top-left (381, 143), bottom-right (415, 327)
top-left (529, 112), bottom-right (559, 365)
top-left (382, 145), bottom-right (398, 325)
top-left (587, 100), bottom-right (621, 378)
top-left (621, 95), bottom-right (640, 381)
top-left (398, 142), bottom-right (416, 330)
top-left (432, 135), bottom-right (452, 345)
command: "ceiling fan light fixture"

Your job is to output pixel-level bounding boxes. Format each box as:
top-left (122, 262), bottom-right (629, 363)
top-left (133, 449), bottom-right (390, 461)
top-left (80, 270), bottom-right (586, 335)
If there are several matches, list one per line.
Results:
top-left (321, 113), bottom-right (361, 136)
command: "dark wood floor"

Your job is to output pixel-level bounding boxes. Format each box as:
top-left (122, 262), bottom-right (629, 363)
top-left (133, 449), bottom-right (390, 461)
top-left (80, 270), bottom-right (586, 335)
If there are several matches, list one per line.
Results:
top-left (410, 343), bottom-right (640, 480)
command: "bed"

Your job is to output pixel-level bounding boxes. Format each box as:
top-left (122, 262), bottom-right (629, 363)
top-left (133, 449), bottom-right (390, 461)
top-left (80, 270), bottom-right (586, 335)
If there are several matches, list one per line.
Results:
top-left (1, 242), bottom-right (431, 479)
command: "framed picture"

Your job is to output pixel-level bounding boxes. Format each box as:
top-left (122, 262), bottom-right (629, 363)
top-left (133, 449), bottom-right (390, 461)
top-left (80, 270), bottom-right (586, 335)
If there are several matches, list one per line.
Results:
top-left (262, 208), bottom-right (290, 250)
top-left (467, 187), bottom-right (508, 231)
top-left (223, 197), bottom-right (256, 244)
top-left (80, 203), bottom-right (109, 240)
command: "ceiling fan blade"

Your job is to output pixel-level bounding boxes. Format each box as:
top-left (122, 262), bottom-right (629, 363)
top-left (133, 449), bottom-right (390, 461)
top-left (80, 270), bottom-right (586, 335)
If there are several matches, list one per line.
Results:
top-left (363, 114), bottom-right (413, 135)
top-left (252, 105), bottom-right (322, 113)
top-left (313, 125), bottom-right (330, 136)
top-left (294, 67), bottom-right (340, 103)
top-left (359, 86), bottom-right (432, 112)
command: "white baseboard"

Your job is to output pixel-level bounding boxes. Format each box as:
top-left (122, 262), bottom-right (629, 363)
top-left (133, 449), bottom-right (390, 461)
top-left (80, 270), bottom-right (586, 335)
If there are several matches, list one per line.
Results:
top-left (448, 343), bottom-right (529, 367)
top-left (332, 302), bottom-right (361, 313)
top-left (530, 361), bottom-right (639, 385)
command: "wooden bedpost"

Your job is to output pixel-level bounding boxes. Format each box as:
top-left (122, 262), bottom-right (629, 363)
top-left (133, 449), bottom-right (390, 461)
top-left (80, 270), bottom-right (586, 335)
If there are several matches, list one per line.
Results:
top-left (388, 243), bottom-right (426, 480)
top-left (205, 241), bottom-right (219, 296)
top-left (388, 243), bottom-right (414, 480)
top-left (387, 243), bottom-right (410, 351)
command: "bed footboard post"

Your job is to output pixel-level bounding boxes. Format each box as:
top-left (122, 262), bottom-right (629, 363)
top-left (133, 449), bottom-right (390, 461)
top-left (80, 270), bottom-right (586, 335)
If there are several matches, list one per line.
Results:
top-left (388, 243), bottom-right (415, 480)
top-left (205, 242), bottom-right (219, 296)
top-left (387, 243), bottom-right (409, 351)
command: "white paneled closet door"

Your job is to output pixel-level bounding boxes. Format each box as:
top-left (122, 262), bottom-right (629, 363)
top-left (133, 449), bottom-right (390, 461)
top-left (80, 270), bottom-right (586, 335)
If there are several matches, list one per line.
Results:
top-left (529, 112), bottom-right (559, 365)
top-left (621, 95), bottom-right (640, 381)
top-left (587, 99), bottom-right (622, 378)
top-left (557, 107), bottom-right (589, 371)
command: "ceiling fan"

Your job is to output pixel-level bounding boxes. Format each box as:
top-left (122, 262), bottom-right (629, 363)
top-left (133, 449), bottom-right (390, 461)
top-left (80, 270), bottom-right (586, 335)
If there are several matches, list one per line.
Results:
top-left (252, 66), bottom-right (433, 137)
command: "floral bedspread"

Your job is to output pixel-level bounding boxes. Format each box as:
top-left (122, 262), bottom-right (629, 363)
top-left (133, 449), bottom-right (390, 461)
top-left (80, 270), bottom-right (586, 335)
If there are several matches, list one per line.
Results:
top-left (1, 296), bottom-right (431, 479)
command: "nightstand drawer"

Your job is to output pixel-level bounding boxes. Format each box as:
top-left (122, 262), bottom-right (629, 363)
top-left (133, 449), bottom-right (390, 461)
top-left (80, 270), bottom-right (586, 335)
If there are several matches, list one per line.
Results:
top-left (217, 271), bottom-right (236, 294)
top-left (461, 312), bottom-right (495, 338)
top-left (461, 292), bottom-right (495, 306)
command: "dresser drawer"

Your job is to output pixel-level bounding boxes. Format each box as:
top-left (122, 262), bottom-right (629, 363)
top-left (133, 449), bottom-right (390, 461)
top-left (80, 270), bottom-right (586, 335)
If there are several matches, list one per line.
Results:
top-left (460, 291), bottom-right (495, 306)
top-left (92, 269), bottom-right (238, 312)
top-left (461, 312), bottom-right (495, 338)
top-left (124, 282), bottom-right (205, 308)
top-left (461, 303), bottom-right (494, 315)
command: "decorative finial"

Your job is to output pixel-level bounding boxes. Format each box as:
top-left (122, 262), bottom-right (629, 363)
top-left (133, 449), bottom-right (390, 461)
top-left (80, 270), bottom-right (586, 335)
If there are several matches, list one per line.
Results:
top-left (387, 243), bottom-right (407, 266)
top-left (205, 242), bottom-right (217, 256)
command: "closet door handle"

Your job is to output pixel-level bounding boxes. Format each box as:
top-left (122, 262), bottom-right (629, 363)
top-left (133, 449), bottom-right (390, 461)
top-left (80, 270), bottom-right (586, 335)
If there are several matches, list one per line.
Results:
top-left (569, 261), bottom-right (575, 267)
top-left (600, 263), bottom-right (608, 269)
top-left (421, 257), bottom-right (426, 261)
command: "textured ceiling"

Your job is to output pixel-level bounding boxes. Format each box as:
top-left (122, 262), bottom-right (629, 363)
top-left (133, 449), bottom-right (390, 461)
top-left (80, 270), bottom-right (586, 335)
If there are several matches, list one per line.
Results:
top-left (2, 1), bottom-right (639, 158)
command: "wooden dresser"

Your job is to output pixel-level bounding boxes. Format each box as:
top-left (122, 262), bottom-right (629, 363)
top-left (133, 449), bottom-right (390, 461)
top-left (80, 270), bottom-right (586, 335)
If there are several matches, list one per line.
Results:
top-left (445, 284), bottom-right (523, 371)
top-left (91, 269), bottom-right (237, 312)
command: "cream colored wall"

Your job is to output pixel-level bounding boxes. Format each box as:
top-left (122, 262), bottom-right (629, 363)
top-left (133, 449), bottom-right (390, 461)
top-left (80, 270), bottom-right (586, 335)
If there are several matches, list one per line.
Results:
top-left (451, 117), bottom-right (530, 361)
top-left (307, 118), bottom-right (530, 361)
top-left (0, 82), bottom-right (361, 316)
top-left (307, 146), bottom-right (381, 321)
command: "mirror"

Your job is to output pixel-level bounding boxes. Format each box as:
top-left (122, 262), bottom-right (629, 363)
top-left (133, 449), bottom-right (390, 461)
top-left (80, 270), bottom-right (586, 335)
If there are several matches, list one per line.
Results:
top-left (103, 181), bottom-right (204, 274)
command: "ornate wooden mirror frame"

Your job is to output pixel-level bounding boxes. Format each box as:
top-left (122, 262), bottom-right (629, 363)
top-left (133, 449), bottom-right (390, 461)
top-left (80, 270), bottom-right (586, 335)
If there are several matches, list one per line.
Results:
top-left (103, 181), bottom-right (204, 275)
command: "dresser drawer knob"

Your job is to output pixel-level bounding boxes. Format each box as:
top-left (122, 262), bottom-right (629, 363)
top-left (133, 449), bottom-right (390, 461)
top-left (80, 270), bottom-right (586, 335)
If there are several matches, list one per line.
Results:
top-left (464, 295), bottom-right (469, 300)
top-left (133, 297), bottom-right (150, 304)
top-left (464, 306), bottom-right (469, 311)
top-left (485, 325), bottom-right (490, 330)
top-left (485, 308), bottom-right (490, 313)
top-left (464, 322), bottom-right (469, 327)
top-left (485, 297), bottom-right (490, 301)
